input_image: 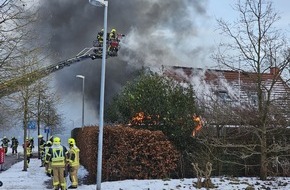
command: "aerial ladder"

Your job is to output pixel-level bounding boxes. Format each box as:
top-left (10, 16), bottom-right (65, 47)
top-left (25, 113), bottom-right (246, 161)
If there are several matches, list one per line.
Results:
top-left (0, 47), bottom-right (103, 98)
top-left (0, 31), bottom-right (124, 98)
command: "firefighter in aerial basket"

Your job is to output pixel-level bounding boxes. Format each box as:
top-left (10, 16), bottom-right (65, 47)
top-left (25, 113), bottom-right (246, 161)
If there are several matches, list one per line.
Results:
top-left (97, 29), bottom-right (104, 46)
top-left (109, 28), bottom-right (117, 40)
top-left (192, 114), bottom-right (203, 137)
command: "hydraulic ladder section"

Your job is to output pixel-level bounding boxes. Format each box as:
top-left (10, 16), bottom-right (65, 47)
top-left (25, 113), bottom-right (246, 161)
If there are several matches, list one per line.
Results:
top-left (0, 47), bottom-right (102, 98)
top-left (43, 47), bottom-right (102, 74)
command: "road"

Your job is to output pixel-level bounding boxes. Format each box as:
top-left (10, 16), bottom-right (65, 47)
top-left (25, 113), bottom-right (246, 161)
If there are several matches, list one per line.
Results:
top-left (0, 152), bottom-right (24, 172)
top-left (0, 146), bottom-right (41, 172)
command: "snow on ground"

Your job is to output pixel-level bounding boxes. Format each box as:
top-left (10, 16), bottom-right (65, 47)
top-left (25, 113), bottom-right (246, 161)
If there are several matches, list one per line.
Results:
top-left (0, 146), bottom-right (289, 190)
top-left (0, 157), bottom-right (290, 190)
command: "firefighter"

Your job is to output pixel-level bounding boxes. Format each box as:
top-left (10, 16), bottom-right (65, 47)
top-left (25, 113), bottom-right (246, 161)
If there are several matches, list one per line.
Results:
top-left (97, 29), bottom-right (104, 46)
top-left (46, 137), bottom-right (68, 190)
top-left (1, 136), bottom-right (10, 154)
top-left (29, 137), bottom-right (34, 151)
top-left (67, 138), bottom-right (80, 189)
top-left (109, 28), bottom-right (117, 40)
top-left (108, 28), bottom-right (118, 55)
top-left (192, 114), bottom-right (203, 137)
top-left (44, 140), bottom-right (52, 176)
top-left (11, 137), bottom-right (19, 155)
top-left (23, 138), bottom-right (32, 167)
top-left (38, 134), bottom-right (46, 164)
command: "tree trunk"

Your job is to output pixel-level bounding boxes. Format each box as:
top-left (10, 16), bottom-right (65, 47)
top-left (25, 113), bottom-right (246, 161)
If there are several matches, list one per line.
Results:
top-left (260, 131), bottom-right (267, 180)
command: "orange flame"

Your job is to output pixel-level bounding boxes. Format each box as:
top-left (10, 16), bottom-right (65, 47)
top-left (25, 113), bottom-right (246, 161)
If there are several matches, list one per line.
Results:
top-left (130, 112), bottom-right (160, 126)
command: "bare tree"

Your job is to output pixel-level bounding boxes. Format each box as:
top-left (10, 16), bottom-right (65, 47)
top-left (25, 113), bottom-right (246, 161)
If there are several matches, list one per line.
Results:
top-left (0, 0), bottom-right (37, 80)
top-left (8, 52), bottom-right (40, 171)
top-left (31, 79), bottom-right (61, 158)
top-left (209, 0), bottom-right (290, 180)
top-left (7, 53), bottom-right (61, 171)
top-left (0, 0), bottom-right (39, 140)
top-left (0, 1), bottom-right (63, 172)
top-left (41, 96), bottom-right (62, 140)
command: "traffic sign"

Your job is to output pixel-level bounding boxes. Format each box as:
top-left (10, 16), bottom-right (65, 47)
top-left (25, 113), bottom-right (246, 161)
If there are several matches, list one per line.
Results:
top-left (27, 121), bottom-right (36, 130)
top-left (44, 126), bottom-right (50, 133)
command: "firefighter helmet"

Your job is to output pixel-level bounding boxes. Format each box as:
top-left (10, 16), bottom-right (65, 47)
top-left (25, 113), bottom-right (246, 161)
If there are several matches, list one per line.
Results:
top-left (68, 138), bottom-right (75, 145)
top-left (38, 134), bottom-right (43, 138)
top-left (53, 137), bottom-right (61, 144)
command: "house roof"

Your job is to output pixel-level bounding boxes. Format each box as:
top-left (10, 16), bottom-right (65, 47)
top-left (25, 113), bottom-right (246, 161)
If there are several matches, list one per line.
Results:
top-left (164, 66), bottom-right (290, 125)
top-left (166, 66), bottom-right (290, 92)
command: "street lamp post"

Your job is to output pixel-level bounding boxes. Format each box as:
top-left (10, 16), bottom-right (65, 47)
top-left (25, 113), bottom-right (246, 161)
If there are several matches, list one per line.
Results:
top-left (89, 0), bottom-right (108, 190)
top-left (76, 75), bottom-right (85, 129)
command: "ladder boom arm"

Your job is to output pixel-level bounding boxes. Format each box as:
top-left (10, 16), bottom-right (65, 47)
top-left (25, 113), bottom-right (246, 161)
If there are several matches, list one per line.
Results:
top-left (0, 47), bottom-right (102, 98)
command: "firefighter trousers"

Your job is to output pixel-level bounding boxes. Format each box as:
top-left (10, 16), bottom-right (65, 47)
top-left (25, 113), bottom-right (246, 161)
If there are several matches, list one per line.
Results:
top-left (69, 165), bottom-right (79, 187)
top-left (52, 166), bottom-right (66, 190)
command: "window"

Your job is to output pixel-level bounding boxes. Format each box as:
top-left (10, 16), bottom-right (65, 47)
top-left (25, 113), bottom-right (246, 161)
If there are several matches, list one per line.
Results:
top-left (217, 90), bottom-right (232, 102)
top-left (249, 93), bottom-right (258, 106)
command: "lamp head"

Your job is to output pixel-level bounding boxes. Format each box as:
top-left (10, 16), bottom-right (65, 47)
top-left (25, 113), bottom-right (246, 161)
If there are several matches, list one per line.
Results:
top-left (89, 0), bottom-right (107, 7)
top-left (76, 75), bottom-right (85, 79)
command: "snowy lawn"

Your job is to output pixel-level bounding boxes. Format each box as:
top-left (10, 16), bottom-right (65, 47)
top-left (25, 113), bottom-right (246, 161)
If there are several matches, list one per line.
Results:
top-left (0, 158), bottom-right (289, 189)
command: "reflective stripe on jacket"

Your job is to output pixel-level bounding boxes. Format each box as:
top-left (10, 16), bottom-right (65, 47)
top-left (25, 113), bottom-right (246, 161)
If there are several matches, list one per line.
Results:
top-left (48, 145), bottom-right (67, 167)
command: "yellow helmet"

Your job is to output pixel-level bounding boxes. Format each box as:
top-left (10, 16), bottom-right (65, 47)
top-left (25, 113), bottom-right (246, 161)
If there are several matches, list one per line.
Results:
top-left (68, 138), bottom-right (75, 145)
top-left (38, 135), bottom-right (43, 138)
top-left (53, 137), bottom-right (61, 144)
top-left (111, 28), bottom-right (116, 33)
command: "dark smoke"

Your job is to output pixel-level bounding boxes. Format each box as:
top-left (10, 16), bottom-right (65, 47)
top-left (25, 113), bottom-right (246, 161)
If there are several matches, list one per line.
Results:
top-left (35, 0), bottom-right (208, 122)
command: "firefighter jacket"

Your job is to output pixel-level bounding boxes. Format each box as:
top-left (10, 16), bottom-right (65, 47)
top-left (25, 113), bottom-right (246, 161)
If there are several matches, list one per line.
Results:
top-left (97, 31), bottom-right (104, 42)
top-left (27, 144), bottom-right (32, 156)
top-left (23, 141), bottom-right (32, 157)
top-left (44, 144), bottom-right (52, 163)
top-left (11, 138), bottom-right (19, 148)
top-left (39, 139), bottom-right (46, 152)
top-left (67, 145), bottom-right (80, 167)
top-left (46, 144), bottom-right (68, 167)
top-left (109, 31), bottom-right (117, 40)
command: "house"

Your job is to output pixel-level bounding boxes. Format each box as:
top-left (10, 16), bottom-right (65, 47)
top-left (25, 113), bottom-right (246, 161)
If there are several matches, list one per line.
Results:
top-left (164, 66), bottom-right (290, 126)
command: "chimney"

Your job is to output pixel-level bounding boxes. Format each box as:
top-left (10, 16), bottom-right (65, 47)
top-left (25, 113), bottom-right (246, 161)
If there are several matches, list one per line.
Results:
top-left (270, 67), bottom-right (280, 75)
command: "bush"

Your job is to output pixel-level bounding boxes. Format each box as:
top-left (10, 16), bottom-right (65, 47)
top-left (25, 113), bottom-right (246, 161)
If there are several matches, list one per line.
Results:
top-left (72, 125), bottom-right (180, 183)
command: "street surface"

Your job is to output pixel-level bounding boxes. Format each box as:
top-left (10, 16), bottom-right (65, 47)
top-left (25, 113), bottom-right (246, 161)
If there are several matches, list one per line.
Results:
top-left (0, 152), bottom-right (24, 172)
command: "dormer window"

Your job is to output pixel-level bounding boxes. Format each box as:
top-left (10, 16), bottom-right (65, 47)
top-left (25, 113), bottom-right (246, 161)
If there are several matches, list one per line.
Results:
top-left (249, 93), bottom-right (258, 106)
top-left (217, 90), bottom-right (231, 102)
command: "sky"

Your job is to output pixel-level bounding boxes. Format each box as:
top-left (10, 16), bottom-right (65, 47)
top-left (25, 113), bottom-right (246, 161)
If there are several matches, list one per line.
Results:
top-left (2, 0), bottom-right (290, 142)
top-left (1, 149), bottom-right (290, 190)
